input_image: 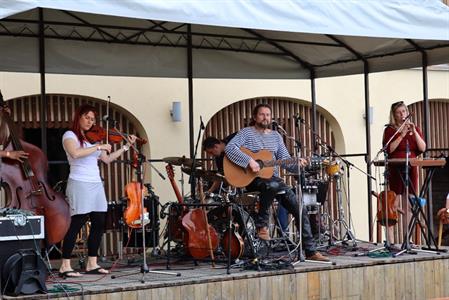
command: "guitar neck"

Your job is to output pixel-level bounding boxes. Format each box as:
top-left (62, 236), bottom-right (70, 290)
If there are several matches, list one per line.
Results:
top-left (264, 157), bottom-right (297, 168)
top-left (168, 177), bottom-right (184, 204)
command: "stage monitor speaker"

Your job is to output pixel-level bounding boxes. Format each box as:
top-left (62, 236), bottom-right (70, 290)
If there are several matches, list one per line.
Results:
top-left (1, 249), bottom-right (47, 296)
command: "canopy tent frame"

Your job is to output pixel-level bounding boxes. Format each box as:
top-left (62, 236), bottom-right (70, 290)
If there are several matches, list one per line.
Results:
top-left (1, 2), bottom-right (448, 241)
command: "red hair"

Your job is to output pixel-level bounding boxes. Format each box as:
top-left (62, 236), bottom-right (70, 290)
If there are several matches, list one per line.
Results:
top-left (71, 104), bottom-right (97, 147)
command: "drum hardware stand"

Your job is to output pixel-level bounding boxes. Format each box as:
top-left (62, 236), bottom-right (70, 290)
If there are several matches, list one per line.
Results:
top-left (331, 171), bottom-right (357, 249)
top-left (188, 116), bottom-right (205, 199)
top-left (112, 152), bottom-right (180, 282)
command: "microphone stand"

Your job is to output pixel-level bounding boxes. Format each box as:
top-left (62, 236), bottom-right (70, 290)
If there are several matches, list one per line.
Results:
top-left (295, 116), bottom-right (373, 249)
top-left (367, 121), bottom-right (411, 255)
top-left (275, 123), bottom-right (331, 265)
top-left (111, 134), bottom-right (180, 282)
top-left (189, 116), bottom-right (205, 200)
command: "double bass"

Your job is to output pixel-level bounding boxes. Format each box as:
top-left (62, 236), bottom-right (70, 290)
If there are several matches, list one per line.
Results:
top-left (0, 92), bottom-right (70, 244)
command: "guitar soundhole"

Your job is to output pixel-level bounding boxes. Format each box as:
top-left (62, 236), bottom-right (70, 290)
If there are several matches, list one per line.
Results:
top-left (256, 160), bottom-right (264, 168)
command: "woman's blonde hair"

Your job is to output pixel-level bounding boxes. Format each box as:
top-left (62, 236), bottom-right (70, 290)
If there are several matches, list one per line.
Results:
top-left (389, 101), bottom-right (409, 126)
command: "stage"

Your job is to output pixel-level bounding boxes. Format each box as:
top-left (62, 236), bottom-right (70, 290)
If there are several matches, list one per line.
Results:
top-left (4, 242), bottom-right (449, 300)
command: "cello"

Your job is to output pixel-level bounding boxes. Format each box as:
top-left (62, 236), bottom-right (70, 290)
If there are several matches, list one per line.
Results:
top-left (0, 92), bottom-right (70, 244)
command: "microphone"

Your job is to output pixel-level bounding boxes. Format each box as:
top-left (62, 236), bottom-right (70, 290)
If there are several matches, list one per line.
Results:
top-left (293, 114), bottom-right (304, 127)
top-left (271, 120), bottom-right (279, 130)
top-left (200, 116), bottom-right (205, 130)
top-left (403, 112), bottom-right (413, 122)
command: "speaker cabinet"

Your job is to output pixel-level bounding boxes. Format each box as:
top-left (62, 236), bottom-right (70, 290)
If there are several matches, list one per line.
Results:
top-left (1, 249), bottom-right (47, 296)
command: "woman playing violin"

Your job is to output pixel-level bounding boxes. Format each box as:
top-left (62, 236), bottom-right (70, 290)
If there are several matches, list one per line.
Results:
top-left (382, 101), bottom-right (426, 240)
top-left (59, 104), bottom-right (136, 278)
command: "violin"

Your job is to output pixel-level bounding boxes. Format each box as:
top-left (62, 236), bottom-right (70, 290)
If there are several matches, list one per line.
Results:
top-left (123, 181), bottom-right (146, 228)
top-left (85, 125), bottom-right (147, 145)
top-left (373, 190), bottom-right (398, 227)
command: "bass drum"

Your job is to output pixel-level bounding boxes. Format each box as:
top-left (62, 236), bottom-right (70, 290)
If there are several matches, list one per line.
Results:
top-left (207, 205), bottom-right (256, 257)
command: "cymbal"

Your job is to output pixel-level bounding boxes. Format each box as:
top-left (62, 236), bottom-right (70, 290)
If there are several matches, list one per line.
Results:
top-left (181, 167), bottom-right (226, 182)
top-left (162, 156), bottom-right (202, 167)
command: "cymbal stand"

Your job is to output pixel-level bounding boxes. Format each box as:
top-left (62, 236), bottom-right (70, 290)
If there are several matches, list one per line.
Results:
top-left (331, 170), bottom-right (357, 249)
top-left (112, 151), bottom-right (180, 282)
top-left (188, 116), bottom-right (206, 199)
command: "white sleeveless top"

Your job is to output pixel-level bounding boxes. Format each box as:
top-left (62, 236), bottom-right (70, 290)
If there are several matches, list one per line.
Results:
top-left (62, 131), bottom-right (102, 183)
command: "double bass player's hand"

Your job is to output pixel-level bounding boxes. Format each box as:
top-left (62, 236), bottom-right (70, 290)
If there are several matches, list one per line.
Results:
top-left (2, 150), bottom-right (29, 162)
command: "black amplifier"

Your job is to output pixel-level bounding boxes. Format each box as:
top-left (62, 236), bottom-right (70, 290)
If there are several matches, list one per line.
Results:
top-left (0, 215), bottom-right (44, 241)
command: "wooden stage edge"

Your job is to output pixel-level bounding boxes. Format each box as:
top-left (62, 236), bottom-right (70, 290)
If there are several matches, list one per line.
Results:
top-left (6, 244), bottom-right (449, 300)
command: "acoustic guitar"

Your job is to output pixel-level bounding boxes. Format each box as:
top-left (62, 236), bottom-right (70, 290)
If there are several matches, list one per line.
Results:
top-left (223, 147), bottom-right (298, 187)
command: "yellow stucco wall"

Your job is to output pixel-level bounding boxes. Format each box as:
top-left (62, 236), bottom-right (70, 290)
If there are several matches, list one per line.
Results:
top-left (0, 68), bottom-right (448, 241)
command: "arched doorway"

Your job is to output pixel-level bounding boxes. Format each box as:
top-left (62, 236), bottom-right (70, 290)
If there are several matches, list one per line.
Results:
top-left (4, 93), bottom-right (149, 204)
top-left (409, 99), bottom-right (449, 245)
top-left (202, 96), bottom-right (343, 235)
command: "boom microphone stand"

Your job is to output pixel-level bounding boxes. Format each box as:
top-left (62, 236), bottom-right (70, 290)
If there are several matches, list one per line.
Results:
top-left (274, 121), bottom-right (331, 265)
top-left (368, 116), bottom-right (412, 254)
top-left (111, 135), bottom-right (180, 282)
top-left (295, 116), bottom-right (374, 249)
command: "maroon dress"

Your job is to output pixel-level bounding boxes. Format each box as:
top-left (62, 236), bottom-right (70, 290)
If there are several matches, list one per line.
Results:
top-left (382, 125), bottom-right (424, 195)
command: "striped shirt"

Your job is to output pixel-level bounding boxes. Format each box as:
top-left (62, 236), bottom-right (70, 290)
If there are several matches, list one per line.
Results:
top-left (225, 126), bottom-right (298, 177)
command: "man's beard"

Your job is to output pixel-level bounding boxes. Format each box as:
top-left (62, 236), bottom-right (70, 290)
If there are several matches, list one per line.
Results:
top-left (255, 120), bottom-right (270, 129)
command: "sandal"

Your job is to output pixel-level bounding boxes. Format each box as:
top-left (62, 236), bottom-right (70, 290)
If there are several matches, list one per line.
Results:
top-left (59, 270), bottom-right (82, 278)
top-left (85, 267), bottom-right (109, 275)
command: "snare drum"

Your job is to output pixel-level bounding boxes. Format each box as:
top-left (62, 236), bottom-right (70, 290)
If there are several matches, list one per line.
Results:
top-left (302, 185), bottom-right (318, 207)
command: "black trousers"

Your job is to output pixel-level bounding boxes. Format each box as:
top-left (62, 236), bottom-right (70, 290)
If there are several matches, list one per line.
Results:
top-left (246, 176), bottom-right (316, 255)
top-left (62, 212), bottom-right (106, 259)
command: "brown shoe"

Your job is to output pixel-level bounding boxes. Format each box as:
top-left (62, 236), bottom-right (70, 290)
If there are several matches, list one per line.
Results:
top-left (257, 227), bottom-right (270, 241)
top-left (306, 252), bottom-right (329, 262)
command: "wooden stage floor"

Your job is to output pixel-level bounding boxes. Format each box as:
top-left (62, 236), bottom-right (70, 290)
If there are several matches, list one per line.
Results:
top-left (5, 242), bottom-right (449, 300)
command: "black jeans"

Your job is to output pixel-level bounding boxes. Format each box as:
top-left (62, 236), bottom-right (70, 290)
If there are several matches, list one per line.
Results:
top-left (246, 176), bottom-right (316, 255)
top-left (62, 212), bottom-right (106, 259)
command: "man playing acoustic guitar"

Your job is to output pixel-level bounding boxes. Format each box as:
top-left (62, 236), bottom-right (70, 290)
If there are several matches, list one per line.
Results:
top-left (224, 103), bottom-right (328, 262)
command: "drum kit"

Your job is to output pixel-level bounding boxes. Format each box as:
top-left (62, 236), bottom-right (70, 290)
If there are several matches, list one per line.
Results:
top-left (159, 153), bottom-right (351, 259)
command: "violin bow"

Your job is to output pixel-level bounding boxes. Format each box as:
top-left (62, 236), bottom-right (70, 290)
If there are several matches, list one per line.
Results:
top-left (106, 96), bottom-right (110, 144)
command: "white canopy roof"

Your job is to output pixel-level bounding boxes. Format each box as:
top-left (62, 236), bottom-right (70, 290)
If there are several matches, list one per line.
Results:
top-left (1, 0), bottom-right (448, 78)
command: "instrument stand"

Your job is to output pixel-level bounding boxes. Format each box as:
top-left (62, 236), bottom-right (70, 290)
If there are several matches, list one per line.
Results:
top-left (366, 150), bottom-right (395, 256)
top-left (144, 183), bottom-right (162, 257)
top-left (234, 203), bottom-right (261, 271)
top-left (112, 153), bottom-right (180, 282)
top-left (394, 143), bottom-right (442, 257)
